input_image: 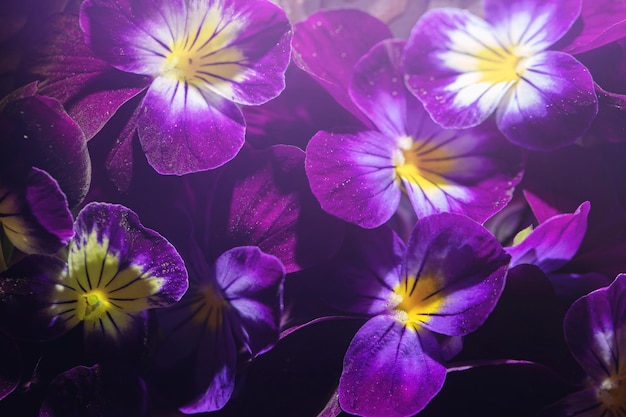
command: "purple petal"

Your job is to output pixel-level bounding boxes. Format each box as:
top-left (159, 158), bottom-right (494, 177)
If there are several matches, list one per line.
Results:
top-left (507, 201), bottom-right (590, 273)
top-left (137, 77), bottom-right (245, 175)
top-left (557, 0), bottom-right (626, 54)
top-left (316, 225), bottom-right (406, 316)
top-left (292, 9), bottom-right (392, 125)
top-left (496, 51), bottom-right (598, 150)
top-left (153, 272), bottom-right (238, 413)
top-left (205, 145), bottom-right (345, 272)
top-left (484, 0), bottom-right (581, 50)
top-left (522, 145), bottom-right (626, 279)
top-left (1, 167), bottom-right (73, 255)
top-left (177, 316), bottom-right (237, 413)
top-left (39, 363), bottom-right (147, 417)
top-left (190, 0), bottom-right (292, 106)
top-left (305, 129), bottom-right (400, 229)
top-left (0, 87), bottom-right (91, 208)
top-left (105, 95), bottom-right (144, 192)
top-left (31, 13), bottom-right (149, 141)
top-left (216, 246), bottom-right (285, 357)
top-left (349, 39), bottom-right (413, 137)
top-left (564, 273), bottom-right (626, 384)
top-left (400, 213), bottom-right (510, 336)
top-left (79, 0), bottom-right (179, 75)
top-left (339, 315), bottom-right (446, 417)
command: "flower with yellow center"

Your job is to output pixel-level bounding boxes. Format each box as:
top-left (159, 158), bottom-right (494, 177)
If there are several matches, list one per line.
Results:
top-left (45, 202), bottom-right (188, 350)
top-left (333, 213), bottom-right (509, 417)
top-left (79, 0), bottom-right (292, 175)
top-left (404, 0), bottom-right (597, 151)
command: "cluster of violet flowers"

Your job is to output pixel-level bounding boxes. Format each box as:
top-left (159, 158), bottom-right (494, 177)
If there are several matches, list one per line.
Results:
top-left (1, 0), bottom-right (626, 416)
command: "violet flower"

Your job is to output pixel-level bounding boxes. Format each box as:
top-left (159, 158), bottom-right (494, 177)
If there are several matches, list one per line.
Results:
top-left (541, 273), bottom-right (626, 416)
top-left (0, 83), bottom-right (90, 257)
top-left (78, 0), bottom-right (292, 175)
top-left (0, 202), bottom-right (188, 356)
top-left (151, 245), bottom-right (285, 413)
top-left (320, 214), bottom-right (509, 417)
top-left (305, 39), bottom-right (522, 229)
top-left (403, 0), bottom-right (598, 150)
top-left (148, 145), bottom-right (341, 412)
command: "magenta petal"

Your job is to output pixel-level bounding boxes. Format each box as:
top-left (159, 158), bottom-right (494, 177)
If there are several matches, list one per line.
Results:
top-left (137, 78), bottom-right (245, 175)
top-left (206, 145), bottom-right (345, 272)
top-left (564, 273), bottom-right (626, 384)
top-left (496, 51), bottom-right (597, 150)
top-left (339, 315), bottom-right (446, 417)
top-left (216, 246), bottom-right (285, 357)
top-left (349, 39), bottom-right (414, 137)
top-left (30, 13), bottom-right (150, 141)
top-left (305, 130), bottom-right (400, 229)
top-left (484, 0), bottom-right (581, 49)
top-left (40, 363), bottom-right (147, 417)
top-left (403, 213), bottom-right (510, 336)
top-left (292, 9), bottom-right (392, 125)
top-left (507, 201), bottom-right (590, 273)
top-left (105, 95), bottom-right (144, 191)
top-left (558, 0), bottom-right (626, 54)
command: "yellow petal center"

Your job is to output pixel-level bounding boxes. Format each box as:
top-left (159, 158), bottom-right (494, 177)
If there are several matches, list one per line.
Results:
top-left (475, 45), bottom-right (530, 85)
top-left (392, 275), bottom-right (444, 331)
top-left (190, 284), bottom-right (230, 331)
top-left (159, 8), bottom-right (245, 88)
top-left (393, 135), bottom-right (452, 191)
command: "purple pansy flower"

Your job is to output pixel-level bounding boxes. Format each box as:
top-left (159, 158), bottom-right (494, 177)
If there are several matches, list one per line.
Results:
top-left (0, 83), bottom-right (90, 256)
top-left (152, 244), bottom-right (285, 413)
top-left (79, 0), bottom-right (292, 175)
top-left (0, 202), bottom-right (188, 355)
top-left (541, 273), bottom-right (626, 416)
top-left (320, 214), bottom-right (509, 417)
top-left (403, 0), bottom-right (598, 151)
top-left (305, 39), bottom-right (522, 229)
